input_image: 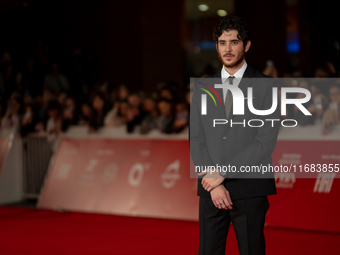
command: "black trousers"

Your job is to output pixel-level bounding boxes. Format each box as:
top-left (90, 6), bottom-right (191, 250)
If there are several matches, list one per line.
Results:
top-left (198, 196), bottom-right (269, 255)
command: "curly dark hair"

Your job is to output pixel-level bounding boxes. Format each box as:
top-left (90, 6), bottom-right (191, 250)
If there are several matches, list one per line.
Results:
top-left (212, 16), bottom-right (250, 47)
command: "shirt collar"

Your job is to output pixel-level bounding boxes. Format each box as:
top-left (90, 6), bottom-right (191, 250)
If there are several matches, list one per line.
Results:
top-left (221, 61), bottom-right (248, 82)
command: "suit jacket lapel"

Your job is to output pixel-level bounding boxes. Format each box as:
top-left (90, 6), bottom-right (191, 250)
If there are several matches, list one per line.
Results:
top-left (237, 64), bottom-right (254, 95)
top-left (228, 65), bottom-right (254, 120)
top-left (215, 65), bottom-right (255, 131)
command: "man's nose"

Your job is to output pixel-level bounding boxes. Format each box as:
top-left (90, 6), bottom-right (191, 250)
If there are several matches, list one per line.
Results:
top-left (225, 43), bottom-right (232, 52)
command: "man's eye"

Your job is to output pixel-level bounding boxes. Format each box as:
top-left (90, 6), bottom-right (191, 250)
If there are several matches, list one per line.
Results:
top-left (220, 42), bottom-right (225, 46)
top-left (232, 41), bottom-right (238, 45)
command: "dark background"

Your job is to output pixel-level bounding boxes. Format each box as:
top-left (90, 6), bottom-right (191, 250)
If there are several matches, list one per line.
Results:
top-left (0, 0), bottom-right (339, 93)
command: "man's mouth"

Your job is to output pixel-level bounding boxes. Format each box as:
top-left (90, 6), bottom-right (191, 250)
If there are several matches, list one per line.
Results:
top-left (224, 54), bottom-right (234, 59)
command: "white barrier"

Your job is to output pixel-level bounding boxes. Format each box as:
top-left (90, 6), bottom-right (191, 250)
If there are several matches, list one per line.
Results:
top-left (0, 126), bottom-right (23, 204)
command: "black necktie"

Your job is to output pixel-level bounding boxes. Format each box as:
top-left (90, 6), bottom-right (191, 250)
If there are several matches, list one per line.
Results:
top-left (225, 76), bottom-right (235, 119)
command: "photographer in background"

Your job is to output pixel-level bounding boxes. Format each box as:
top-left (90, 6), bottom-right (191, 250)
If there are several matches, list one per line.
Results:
top-left (263, 60), bottom-right (278, 78)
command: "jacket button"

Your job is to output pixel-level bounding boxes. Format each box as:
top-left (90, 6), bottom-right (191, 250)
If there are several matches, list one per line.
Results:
top-left (223, 136), bottom-right (227, 139)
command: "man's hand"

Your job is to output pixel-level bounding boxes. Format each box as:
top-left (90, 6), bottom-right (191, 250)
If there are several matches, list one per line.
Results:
top-left (210, 185), bottom-right (233, 210)
top-left (201, 169), bottom-right (225, 192)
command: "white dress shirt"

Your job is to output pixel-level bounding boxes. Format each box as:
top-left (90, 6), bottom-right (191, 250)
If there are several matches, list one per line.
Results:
top-left (220, 61), bottom-right (248, 102)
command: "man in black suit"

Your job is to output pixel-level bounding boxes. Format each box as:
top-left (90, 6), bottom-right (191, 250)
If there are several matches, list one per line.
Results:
top-left (189, 16), bottom-right (280, 255)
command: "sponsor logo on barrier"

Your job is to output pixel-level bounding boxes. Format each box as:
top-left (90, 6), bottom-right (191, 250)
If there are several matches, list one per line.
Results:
top-left (313, 173), bottom-right (336, 193)
top-left (278, 153), bottom-right (301, 165)
top-left (63, 148), bottom-right (78, 155)
top-left (78, 159), bottom-right (98, 186)
top-left (101, 164), bottom-right (118, 183)
top-left (85, 159), bottom-right (98, 173)
top-left (57, 163), bottom-right (72, 180)
top-left (140, 150), bottom-right (150, 156)
top-left (128, 163), bottom-right (150, 187)
top-left (96, 149), bottom-right (114, 156)
top-left (275, 172), bottom-right (296, 188)
top-left (161, 160), bottom-right (181, 189)
top-left (322, 154), bottom-right (340, 160)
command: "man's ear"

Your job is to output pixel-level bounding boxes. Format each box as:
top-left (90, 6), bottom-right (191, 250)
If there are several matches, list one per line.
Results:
top-left (245, 40), bottom-right (251, 52)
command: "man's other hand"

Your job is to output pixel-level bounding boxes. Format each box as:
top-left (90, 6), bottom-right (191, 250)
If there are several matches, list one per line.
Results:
top-left (201, 170), bottom-right (225, 192)
top-left (210, 185), bottom-right (233, 210)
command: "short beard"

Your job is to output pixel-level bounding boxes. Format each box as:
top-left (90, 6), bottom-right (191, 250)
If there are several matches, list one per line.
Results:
top-left (218, 50), bottom-right (246, 69)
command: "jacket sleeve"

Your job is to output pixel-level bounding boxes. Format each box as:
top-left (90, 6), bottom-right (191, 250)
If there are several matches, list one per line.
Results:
top-left (189, 83), bottom-right (215, 175)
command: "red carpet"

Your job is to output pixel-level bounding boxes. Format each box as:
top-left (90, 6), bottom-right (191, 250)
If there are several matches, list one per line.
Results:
top-left (1, 206), bottom-right (339, 254)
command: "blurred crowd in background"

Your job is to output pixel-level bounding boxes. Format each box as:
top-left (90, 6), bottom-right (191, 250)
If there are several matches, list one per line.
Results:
top-left (262, 61), bottom-right (340, 135)
top-left (0, 40), bottom-right (190, 142)
top-left (1, 39), bottom-right (340, 141)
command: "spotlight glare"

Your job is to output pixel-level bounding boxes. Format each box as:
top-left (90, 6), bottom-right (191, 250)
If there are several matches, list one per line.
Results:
top-left (198, 4), bottom-right (209, 11)
top-left (217, 10), bottom-right (227, 17)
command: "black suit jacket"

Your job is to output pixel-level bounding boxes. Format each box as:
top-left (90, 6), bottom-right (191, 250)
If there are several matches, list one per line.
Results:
top-left (189, 65), bottom-right (279, 200)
